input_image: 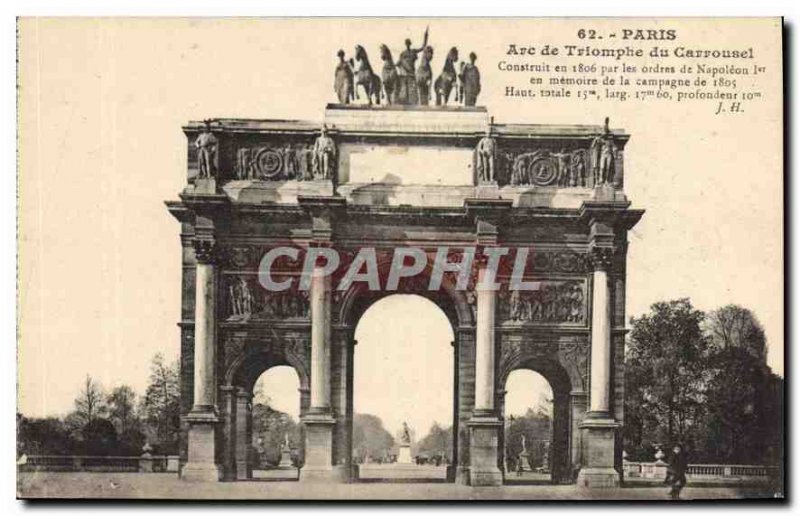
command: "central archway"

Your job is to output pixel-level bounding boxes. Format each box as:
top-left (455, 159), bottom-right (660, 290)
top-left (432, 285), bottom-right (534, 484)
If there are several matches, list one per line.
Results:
top-left (351, 294), bottom-right (455, 482)
top-left (332, 257), bottom-right (477, 483)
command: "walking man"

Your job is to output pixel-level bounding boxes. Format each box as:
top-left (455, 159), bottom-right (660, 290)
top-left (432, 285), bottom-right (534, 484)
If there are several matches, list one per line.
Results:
top-left (667, 444), bottom-right (688, 500)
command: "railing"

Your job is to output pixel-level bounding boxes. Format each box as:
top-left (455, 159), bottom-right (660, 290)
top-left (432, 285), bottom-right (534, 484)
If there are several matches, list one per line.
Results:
top-left (623, 460), bottom-right (778, 484)
top-left (18, 455), bottom-right (180, 473)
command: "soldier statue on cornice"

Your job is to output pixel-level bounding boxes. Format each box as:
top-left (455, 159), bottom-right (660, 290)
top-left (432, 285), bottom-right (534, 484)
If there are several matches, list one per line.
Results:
top-left (591, 117), bottom-right (617, 186)
top-left (312, 125), bottom-right (337, 180)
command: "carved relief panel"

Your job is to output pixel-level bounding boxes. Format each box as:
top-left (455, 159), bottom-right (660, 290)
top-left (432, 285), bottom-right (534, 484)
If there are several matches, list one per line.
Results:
top-left (235, 144), bottom-right (316, 181)
top-left (219, 331), bottom-right (311, 390)
top-left (491, 134), bottom-right (623, 189)
top-left (507, 148), bottom-right (590, 188)
top-left (557, 336), bottom-right (589, 393)
top-left (497, 280), bottom-right (587, 326)
top-left (224, 274), bottom-right (310, 321)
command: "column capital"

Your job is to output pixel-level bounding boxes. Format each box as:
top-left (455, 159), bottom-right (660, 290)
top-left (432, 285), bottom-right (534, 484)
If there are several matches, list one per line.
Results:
top-left (235, 387), bottom-right (252, 400)
top-left (474, 247), bottom-right (490, 269)
top-left (588, 246), bottom-right (616, 272)
top-left (193, 238), bottom-right (220, 264)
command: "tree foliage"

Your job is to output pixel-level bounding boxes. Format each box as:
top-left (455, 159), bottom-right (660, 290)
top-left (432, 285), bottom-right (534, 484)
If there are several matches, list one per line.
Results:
top-left (505, 408), bottom-right (552, 471)
top-left (18, 354), bottom-right (182, 458)
top-left (141, 353), bottom-right (181, 453)
top-left (251, 402), bottom-right (301, 468)
top-left (352, 414), bottom-right (395, 463)
top-left (625, 300), bottom-right (783, 464)
top-left (73, 375), bottom-right (106, 426)
top-left (415, 422), bottom-right (452, 461)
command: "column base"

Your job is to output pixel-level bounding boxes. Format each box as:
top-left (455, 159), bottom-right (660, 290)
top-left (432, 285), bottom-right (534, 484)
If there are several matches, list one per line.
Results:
top-left (235, 460), bottom-right (249, 480)
top-left (454, 466), bottom-right (471, 485)
top-left (577, 415), bottom-right (620, 488)
top-left (181, 409), bottom-right (220, 482)
top-left (576, 467), bottom-right (620, 488)
top-left (182, 462), bottom-right (222, 482)
top-left (299, 411), bottom-right (337, 483)
top-left (467, 416), bottom-right (503, 487)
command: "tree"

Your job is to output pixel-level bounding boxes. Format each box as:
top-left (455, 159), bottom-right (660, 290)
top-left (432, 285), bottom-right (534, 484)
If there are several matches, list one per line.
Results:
top-left (107, 385), bottom-right (137, 435)
top-left (107, 385), bottom-right (145, 455)
top-left (624, 299), bottom-right (710, 459)
top-left (251, 403), bottom-right (300, 468)
top-left (706, 305), bottom-right (767, 362)
top-left (416, 422), bottom-right (452, 462)
top-left (17, 414), bottom-right (76, 456)
top-left (352, 414), bottom-right (395, 463)
top-left (701, 305), bottom-right (778, 463)
top-left (141, 353), bottom-right (181, 453)
top-left (73, 375), bottom-right (106, 426)
top-left (506, 408), bottom-right (552, 470)
top-left (80, 418), bottom-right (118, 455)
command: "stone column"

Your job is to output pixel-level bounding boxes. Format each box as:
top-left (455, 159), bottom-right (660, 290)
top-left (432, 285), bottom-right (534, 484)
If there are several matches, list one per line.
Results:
top-left (474, 266), bottom-right (496, 413)
top-left (577, 246), bottom-right (620, 488)
top-left (468, 265), bottom-right (503, 486)
top-left (182, 241), bottom-right (221, 481)
top-left (234, 388), bottom-right (251, 480)
top-left (220, 385), bottom-right (237, 481)
top-left (590, 261), bottom-right (611, 414)
top-left (310, 265), bottom-right (331, 410)
top-left (300, 257), bottom-right (336, 482)
top-left (331, 331), bottom-right (354, 483)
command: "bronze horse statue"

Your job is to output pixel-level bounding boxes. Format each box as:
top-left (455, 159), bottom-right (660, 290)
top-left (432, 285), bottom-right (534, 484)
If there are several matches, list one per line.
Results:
top-left (354, 45), bottom-right (382, 106)
top-left (379, 44), bottom-right (399, 105)
top-left (415, 45), bottom-right (433, 106)
top-left (434, 47), bottom-right (459, 106)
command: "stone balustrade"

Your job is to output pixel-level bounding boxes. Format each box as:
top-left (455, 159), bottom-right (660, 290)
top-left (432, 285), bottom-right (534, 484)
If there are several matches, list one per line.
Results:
top-left (622, 460), bottom-right (778, 484)
top-left (18, 454), bottom-right (180, 473)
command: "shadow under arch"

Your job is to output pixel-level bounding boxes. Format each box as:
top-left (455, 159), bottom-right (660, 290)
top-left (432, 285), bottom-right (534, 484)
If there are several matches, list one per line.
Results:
top-left (500, 357), bottom-right (573, 485)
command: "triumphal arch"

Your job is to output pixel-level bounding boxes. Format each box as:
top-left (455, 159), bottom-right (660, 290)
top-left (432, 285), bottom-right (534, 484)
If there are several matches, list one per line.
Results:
top-left (166, 103), bottom-right (642, 487)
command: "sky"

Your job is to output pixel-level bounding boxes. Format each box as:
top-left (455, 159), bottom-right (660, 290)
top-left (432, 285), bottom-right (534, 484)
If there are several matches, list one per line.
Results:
top-left (18, 18), bottom-right (783, 418)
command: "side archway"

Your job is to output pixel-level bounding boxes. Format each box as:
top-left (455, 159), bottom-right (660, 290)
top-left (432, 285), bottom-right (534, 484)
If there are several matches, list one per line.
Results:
top-left (217, 332), bottom-right (311, 481)
top-left (499, 354), bottom-right (573, 484)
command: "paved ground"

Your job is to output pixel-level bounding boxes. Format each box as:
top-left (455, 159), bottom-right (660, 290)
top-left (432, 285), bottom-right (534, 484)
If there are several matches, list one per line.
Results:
top-left (17, 471), bottom-right (779, 500)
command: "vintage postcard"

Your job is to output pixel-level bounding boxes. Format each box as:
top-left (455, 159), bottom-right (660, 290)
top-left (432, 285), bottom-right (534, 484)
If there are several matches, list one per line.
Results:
top-left (16, 17), bottom-right (783, 500)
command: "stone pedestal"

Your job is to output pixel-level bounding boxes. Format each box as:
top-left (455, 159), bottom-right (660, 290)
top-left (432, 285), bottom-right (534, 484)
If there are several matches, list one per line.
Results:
top-left (139, 453), bottom-right (154, 473)
top-left (299, 412), bottom-right (336, 482)
top-left (182, 411), bottom-right (221, 481)
top-left (192, 177), bottom-right (217, 195)
top-left (593, 183), bottom-right (627, 202)
top-left (397, 444), bottom-right (412, 464)
top-left (468, 416), bottom-right (503, 486)
top-left (279, 448), bottom-right (293, 468)
top-left (576, 416), bottom-right (620, 488)
top-left (475, 183), bottom-right (500, 199)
